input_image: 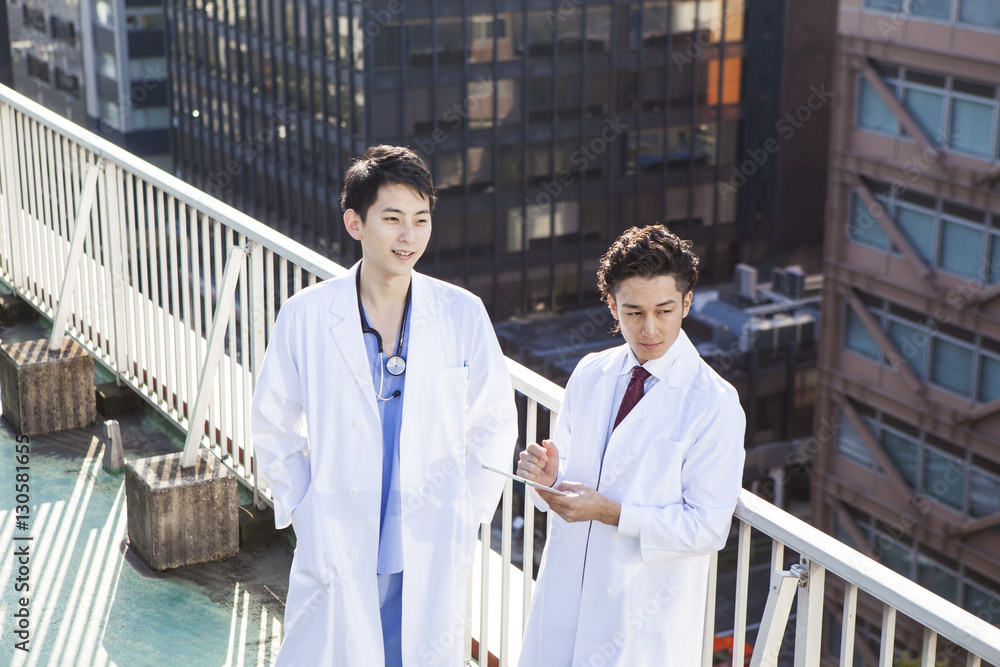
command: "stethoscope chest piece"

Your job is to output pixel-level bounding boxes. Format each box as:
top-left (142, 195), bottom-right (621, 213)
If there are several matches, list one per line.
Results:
top-left (386, 355), bottom-right (406, 376)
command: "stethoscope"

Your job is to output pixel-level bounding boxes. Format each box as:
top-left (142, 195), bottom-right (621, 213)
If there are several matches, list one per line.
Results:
top-left (356, 268), bottom-right (411, 400)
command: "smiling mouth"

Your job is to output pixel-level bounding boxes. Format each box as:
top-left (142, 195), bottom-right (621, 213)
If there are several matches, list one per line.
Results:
top-left (393, 250), bottom-right (414, 258)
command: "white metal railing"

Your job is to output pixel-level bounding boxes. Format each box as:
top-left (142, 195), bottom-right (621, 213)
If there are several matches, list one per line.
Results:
top-left (2, 84), bottom-right (998, 667)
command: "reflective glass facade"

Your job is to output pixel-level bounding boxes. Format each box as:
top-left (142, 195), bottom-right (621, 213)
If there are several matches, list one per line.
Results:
top-left (170, 0), bottom-right (757, 316)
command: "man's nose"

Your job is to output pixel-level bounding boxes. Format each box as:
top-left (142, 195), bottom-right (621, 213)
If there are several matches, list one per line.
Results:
top-left (398, 220), bottom-right (415, 242)
top-left (641, 315), bottom-right (658, 337)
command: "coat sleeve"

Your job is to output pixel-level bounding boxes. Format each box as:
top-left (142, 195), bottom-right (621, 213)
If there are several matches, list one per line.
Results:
top-left (461, 300), bottom-right (519, 525)
top-left (250, 305), bottom-right (311, 529)
top-left (616, 385), bottom-right (745, 560)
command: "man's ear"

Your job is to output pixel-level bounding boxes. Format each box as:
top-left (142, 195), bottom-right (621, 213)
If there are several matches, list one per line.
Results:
top-left (607, 294), bottom-right (619, 321)
top-left (682, 291), bottom-right (693, 318)
top-left (344, 209), bottom-right (363, 241)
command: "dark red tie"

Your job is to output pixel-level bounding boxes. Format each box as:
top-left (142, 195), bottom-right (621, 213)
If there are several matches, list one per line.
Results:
top-left (613, 365), bottom-right (652, 430)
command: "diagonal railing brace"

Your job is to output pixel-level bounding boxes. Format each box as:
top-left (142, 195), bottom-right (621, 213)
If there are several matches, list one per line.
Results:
top-left (181, 242), bottom-right (252, 468)
top-left (49, 161), bottom-right (103, 351)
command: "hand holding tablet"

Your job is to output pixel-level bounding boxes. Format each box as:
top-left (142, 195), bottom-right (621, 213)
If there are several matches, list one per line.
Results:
top-left (481, 464), bottom-right (570, 496)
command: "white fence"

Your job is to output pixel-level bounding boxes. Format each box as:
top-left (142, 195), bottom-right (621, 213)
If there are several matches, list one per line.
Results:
top-left (1, 85), bottom-right (997, 667)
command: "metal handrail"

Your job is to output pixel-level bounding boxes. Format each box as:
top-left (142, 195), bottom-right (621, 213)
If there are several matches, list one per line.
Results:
top-left (1, 82), bottom-right (997, 667)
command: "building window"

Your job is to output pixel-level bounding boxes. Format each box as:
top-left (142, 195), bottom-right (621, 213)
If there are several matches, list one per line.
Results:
top-left (864, 0), bottom-right (903, 10)
top-left (50, 16), bottom-right (77, 45)
top-left (132, 107), bottom-right (170, 129)
top-left (26, 54), bottom-right (51, 84)
top-left (129, 57), bottom-right (167, 83)
top-left (863, 0), bottom-right (1000, 31)
top-left (835, 408), bottom-right (878, 471)
top-left (881, 429), bottom-right (919, 487)
top-left (94, 0), bottom-right (114, 27)
top-left (930, 337), bottom-right (974, 396)
top-left (506, 201), bottom-right (579, 253)
top-left (98, 51), bottom-right (117, 79)
top-left (101, 101), bottom-right (120, 129)
top-left (847, 184), bottom-right (1000, 284)
top-left (847, 190), bottom-right (890, 252)
top-left (22, 5), bottom-right (46, 33)
top-left (841, 289), bottom-right (1000, 403)
top-left (923, 446), bottom-right (965, 510)
top-left (960, 0), bottom-right (1000, 29)
top-left (842, 304), bottom-right (880, 362)
top-left (857, 78), bottom-right (898, 135)
top-left (125, 8), bottom-right (164, 30)
top-left (855, 64), bottom-right (1000, 160)
top-left (54, 68), bottom-right (80, 97)
top-left (979, 353), bottom-right (1000, 403)
top-left (840, 404), bottom-right (1000, 520)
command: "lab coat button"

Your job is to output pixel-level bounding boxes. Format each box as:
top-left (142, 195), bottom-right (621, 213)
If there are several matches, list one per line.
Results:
top-left (352, 420), bottom-right (362, 429)
top-left (349, 487), bottom-right (358, 496)
top-left (350, 549), bottom-right (359, 559)
top-left (624, 472), bottom-right (632, 481)
top-left (604, 587), bottom-right (613, 597)
top-left (609, 532), bottom-right (617, 539)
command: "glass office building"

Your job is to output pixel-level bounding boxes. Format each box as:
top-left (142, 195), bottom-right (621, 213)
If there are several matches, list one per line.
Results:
top-left (169, 0), bottom-right (808, 317)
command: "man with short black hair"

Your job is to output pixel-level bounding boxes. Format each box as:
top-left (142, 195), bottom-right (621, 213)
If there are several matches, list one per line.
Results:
top-left (252, 145), bottom-right (517, 666)
top-left (517, 224), bottom-right (746, 667)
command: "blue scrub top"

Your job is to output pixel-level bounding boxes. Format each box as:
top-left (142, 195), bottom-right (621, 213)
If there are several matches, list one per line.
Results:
top-left (362, 302), bottom-right (410, 575)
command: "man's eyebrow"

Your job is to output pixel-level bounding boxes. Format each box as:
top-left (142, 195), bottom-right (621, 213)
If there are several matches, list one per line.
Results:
top-left (621, 299), bottom-right (678, 309)
top-left (380, 206), bottom-right (431, 215)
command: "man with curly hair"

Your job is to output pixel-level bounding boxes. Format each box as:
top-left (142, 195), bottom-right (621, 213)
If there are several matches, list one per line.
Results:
top-left (517, 224), bottom-right (746, 667)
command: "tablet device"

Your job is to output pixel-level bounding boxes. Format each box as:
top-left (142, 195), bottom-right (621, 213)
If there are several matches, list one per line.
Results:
top-left (481, 464), bottom-right (570, 496)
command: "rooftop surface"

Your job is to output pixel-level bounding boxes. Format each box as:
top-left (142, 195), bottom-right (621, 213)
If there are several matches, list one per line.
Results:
top-left (0, 316), bottom-right (294, 667)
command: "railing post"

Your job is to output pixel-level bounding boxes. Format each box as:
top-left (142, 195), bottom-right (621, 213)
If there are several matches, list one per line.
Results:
top-left (793, 558), bottom-right (825, 667)
top-left (247, 241), bottom-right (266, 508)
top-left (104, 162), bottom-right (129, 378)
top-left (181, 243), bottom-right (249, 468)
top-left (48, 161), bottom-right (103, 351)
top-left (0, 104), bottom-right (25, 289)
top-left (702, 550), bottom-right (719, 667)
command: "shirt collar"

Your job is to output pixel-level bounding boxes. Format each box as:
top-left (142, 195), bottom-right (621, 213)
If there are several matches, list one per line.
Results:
top-left (618, 332), bottom-right (686, 382)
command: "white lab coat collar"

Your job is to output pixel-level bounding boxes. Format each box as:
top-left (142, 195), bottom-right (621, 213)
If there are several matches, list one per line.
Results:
top-left (617, 330), bottom-right (686, 383)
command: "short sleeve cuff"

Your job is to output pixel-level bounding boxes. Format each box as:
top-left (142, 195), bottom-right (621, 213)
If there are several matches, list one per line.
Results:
top-left (617, 503), bottom-right (641, 538)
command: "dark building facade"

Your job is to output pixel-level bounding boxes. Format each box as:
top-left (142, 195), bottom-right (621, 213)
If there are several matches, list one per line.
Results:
top-left (6, 0), bottom-right (171, 168)
top-left (169, 0), bottom-right (835, 317)
top-left (0, 3), bottom-right (13, 87)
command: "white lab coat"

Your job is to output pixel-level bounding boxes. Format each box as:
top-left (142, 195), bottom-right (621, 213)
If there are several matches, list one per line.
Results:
top-left (251, 263), bottom-right (517, 667)
top-left (518, 331), bottom-right (746, 667)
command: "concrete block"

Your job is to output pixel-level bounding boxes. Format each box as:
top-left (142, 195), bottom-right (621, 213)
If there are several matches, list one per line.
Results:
top-left (238, 503), bottom-right (282, 548)
top-left (0, 337), bottom-right (96, 435)
top-left (95, 381), bottom-right (144, 418)
top-left (125, 450), bottom-right (238, 571)
top-left (0, 294), bottom-right (36, 324)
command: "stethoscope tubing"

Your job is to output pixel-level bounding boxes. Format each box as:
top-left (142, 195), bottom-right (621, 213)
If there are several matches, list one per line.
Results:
top-left (356, 266), bottom-right (411, 378)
